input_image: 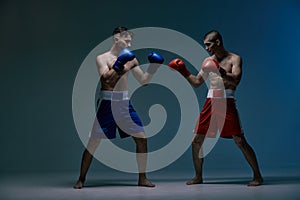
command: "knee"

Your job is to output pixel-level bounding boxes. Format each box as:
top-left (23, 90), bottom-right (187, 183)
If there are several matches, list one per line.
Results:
top-left (86, 138), bottom-right (100, 153)
top-left (135, 137), bottom-right (147, 147)
top-left (192, 140), bottom-right (200, 146)
top-left (192, 134), bottom-right (205, 146)
top-left (233, 136), bottom-right (247, 148)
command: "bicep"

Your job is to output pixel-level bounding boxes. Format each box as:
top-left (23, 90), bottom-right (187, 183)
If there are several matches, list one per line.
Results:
top-left (196, 69), bottom-right (207, 82)
top-left (231, 57), bottom-right (242, 80)
top-left (96, 56), bottom-right (111, 76)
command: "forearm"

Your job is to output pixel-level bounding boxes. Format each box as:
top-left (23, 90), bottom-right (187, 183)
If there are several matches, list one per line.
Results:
top-left (139, 63), bottom-right (160, 85)
top-left (138, 72), bottom-right (153, 85)
top-left (101, 68), bottom-right (125, 84)
top-left (131, 65), bottom-right (153, 86)
top-left (186, 74), bottom-right (204, 88)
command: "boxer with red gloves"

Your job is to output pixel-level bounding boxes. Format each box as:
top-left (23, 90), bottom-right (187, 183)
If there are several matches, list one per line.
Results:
top-left (168, 30), bottom-right (263, 187)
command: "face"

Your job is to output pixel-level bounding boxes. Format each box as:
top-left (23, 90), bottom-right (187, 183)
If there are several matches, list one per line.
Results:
top-left (114, 32), bottom-right (132, 49)
top-left (203, 34), bottom-right (218, 55)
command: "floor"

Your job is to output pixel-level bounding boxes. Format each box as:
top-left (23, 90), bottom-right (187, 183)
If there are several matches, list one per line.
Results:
top-left (1, 170), bottom-right (300, 200)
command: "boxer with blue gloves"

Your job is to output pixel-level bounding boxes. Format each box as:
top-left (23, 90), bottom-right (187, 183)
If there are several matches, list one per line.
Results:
top-left (74, 27), bottom-right (164, 189)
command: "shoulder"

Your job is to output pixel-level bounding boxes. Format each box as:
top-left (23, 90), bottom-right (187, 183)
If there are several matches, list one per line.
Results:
top-left (229, 52), bottom-right (242, 62)
top-left (96, 51), bottom-right (116, 67)
top-left (227, 52), bottom-right (241, 66)
top-left (97, 51), bottom-right (111, 62)
top-left (206, 56), bottom-right (215, 60)
top-left (203, 56), bottom-right (216, 63)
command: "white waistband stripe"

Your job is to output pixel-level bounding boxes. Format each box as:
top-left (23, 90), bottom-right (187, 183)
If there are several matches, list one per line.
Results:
top-left (207, 89), bottom-right (235, 98)
top-left (100, 91), bottom-right (129, 101)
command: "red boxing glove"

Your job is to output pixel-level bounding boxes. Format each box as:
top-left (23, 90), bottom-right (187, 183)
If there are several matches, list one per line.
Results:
top-left (202, 58), bottom-right (220, 73)
top-left (168, 58), bottom-right (191, 77)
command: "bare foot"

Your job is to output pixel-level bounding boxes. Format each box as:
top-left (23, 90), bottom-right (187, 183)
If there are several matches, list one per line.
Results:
top-left (247, 177), bottom-right (263, 186)
top-left (186, 177), bottom-right (203, 185)
top-left (73, 180), bottom-right (84, 189)
top-left (138, 178), bottom-right (155, 187)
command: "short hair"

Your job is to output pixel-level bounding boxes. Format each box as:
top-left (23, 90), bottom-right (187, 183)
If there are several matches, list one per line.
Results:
top-left (112, 26), bottom-right (133, 37)
top-left (204, 30), bottom-right (223, 45)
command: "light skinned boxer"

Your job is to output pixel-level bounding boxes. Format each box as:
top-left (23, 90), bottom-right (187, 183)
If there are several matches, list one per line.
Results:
top-left (168, 30), bottom-right (263, 186)
top-left (73, 27), bottom-right (164, 189)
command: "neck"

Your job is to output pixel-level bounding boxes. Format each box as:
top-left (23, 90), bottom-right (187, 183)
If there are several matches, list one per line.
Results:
top-left (214, 48), bottom-right (228, 61)
top-left (110, 45), bottom-right (123, 56)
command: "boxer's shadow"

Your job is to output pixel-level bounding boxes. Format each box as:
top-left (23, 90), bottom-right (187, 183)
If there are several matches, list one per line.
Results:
top-left (84, 179), bottom-right (137, 187)
top-left (204, 176), bottom-right (300, 186)
top-left (55, 179), bottom-right (136, 188)
top-left (204, 177), bottom-right (248, 185)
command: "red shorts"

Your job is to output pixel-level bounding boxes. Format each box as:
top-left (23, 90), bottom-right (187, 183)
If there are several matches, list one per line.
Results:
top-left (194, 98), bottom-right (244, 138)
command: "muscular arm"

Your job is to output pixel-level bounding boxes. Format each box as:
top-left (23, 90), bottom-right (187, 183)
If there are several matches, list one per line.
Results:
top-left (221, 55), bottom-right (242, 88)
top-left (96, 54), bottom-right (128, 89)
top-left (168, 58), bottom-right (208, 88)
top-left (186, 69), bottom-right (207, 88)
top-left (131, 59), bottom-right (156, 85)
top-left (97, 55), bottom-right (115, 78)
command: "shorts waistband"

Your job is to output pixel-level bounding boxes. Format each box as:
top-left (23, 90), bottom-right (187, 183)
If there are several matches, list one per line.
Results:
top-left (207, 89), bottom-right (235, 98)
top-left (100, 91), bottom-right (129, 101)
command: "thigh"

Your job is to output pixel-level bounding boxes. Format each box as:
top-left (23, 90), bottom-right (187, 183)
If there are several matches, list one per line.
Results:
top-left (86, 137), bottom-right (101, 153)
top-left (95, 100), bottom-right (118, 139)
top-left (219, 99), bottom-right (244, 138)
top-left (131, 131), bottom-right (146, 139)
top-left (117, 101), bottom-right (145, 138)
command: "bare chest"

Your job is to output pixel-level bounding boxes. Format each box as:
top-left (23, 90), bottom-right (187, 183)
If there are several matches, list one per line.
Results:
top-left (218, 59), bottom-right (233, 73)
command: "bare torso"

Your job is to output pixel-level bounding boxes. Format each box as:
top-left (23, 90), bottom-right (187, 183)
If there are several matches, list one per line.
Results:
top-left (208, 52), bottom-right (242, 90)
top-left (97, 51), bottom-right (137, 91)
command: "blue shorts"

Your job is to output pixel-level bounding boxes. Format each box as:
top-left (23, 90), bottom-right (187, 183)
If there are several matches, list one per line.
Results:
top-left (90, 99), bottom-right (144, 139)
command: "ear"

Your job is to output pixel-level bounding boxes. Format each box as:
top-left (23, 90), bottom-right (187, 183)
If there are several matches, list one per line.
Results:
top-left (216, 39), bottom-right (220, 46)
top-left (113, 36), bottom-right (119, 42)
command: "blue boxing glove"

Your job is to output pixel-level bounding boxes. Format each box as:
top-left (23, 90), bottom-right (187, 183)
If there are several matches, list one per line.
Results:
top-left (113, 48), bottom-right (136, 72)
top-left (147, 52), bottom-right (164, 74)
top-left (148, 52), bottom-right (164, 64)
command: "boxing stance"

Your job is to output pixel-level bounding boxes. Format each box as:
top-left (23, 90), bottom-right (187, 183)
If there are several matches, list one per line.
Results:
top-left (168, 30), bottom-right (263, 186)
top-left (73, 27), bottom-right (164, 189)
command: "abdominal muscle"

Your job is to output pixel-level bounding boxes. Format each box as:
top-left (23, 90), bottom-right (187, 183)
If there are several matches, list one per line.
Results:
top-left (101, 72), bottom-right (129, 91)
top-left (209, 73), bottom-right (236, 90)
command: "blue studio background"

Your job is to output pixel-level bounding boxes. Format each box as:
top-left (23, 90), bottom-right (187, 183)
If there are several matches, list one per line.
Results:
top-left (1, 0), bottom-right (299, 178)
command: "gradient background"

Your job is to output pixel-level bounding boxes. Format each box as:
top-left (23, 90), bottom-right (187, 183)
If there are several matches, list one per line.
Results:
top-left (1, 0), bottom-right (299, 178)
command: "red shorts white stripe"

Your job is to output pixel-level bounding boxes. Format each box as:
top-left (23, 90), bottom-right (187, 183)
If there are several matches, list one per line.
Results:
top-left (194, 93), bottom-right (244, 138)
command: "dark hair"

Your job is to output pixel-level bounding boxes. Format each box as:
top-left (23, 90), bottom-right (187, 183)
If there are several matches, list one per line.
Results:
top-left (112, 26), bottom-right (133, 37)
top-left (112, 26), bottom-right (128, 35)
top-left (204, 30), bottom-right (223, 45)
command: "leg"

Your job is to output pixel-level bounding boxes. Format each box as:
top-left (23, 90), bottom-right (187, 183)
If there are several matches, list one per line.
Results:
top-left (186, 134), bottom-right (206, 185)
top-left (132, 132), bottom-right (155, 187)
top-left (73, 138), bottom-right (101, 189)
top-left (232, 135), bottom-right (263, 186)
